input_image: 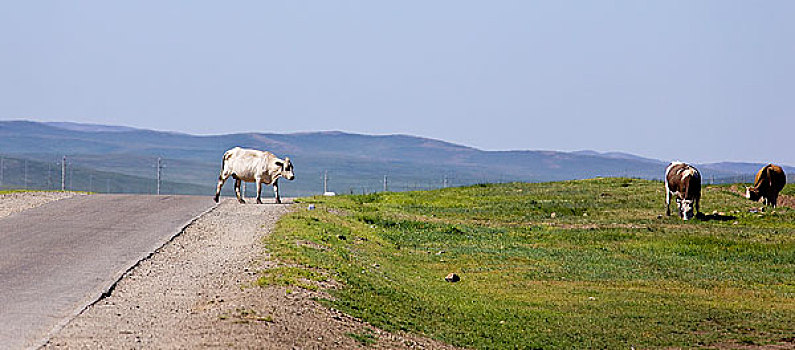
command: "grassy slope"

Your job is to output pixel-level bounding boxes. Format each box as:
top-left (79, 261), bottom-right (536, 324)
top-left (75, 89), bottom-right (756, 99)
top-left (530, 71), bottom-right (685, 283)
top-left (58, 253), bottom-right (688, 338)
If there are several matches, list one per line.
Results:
top-left (781, 184), bottom-right (795, 196)
top-left (264, 178), bottom-right (795, 349)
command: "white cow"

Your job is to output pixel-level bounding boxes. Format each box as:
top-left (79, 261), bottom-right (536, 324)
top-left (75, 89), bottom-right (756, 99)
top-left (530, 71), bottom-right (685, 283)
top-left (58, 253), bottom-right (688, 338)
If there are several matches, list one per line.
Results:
top-left (213, 147), bottom-right (295, 204)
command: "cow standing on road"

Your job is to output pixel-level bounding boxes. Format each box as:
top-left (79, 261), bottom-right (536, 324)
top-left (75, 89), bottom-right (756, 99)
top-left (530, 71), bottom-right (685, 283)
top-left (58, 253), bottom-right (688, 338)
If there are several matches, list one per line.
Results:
top-left (746, 164), bottom-right (786, 208)
top-left (665, 162), bottom-right (701, 220)
top-left (213, 147), bottom-right (295, 204)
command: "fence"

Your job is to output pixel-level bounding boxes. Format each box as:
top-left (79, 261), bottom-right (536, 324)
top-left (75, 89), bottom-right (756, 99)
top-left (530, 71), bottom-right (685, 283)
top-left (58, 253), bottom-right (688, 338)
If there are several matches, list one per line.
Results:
top-left (1, 154), bottom-right (791, 196)
top-left (0, 155), bottom-right (199, 195)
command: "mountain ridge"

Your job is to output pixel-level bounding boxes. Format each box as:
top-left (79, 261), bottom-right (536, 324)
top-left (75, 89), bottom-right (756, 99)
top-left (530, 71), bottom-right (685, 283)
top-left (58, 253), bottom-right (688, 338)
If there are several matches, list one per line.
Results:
top-left (1, 120), bottom-right (790, 196)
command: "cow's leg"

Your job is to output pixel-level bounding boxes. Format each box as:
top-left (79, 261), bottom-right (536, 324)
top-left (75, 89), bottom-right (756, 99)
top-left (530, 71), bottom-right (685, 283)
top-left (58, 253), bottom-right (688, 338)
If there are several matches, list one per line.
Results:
top-left (214, 172), bottom-right (230, 203)
top-left (695, 196), bottom-right (700, 214)
top-left (664, 186), bottom-right (671, 216)
top-left (273, 178), bottom-right (281, 204)
top-left (256, 180), bottom-right (263, 204)
top-left (770, 194), bottom-right (778, 208)
top-left (234, 179), bottom-right (245, 203)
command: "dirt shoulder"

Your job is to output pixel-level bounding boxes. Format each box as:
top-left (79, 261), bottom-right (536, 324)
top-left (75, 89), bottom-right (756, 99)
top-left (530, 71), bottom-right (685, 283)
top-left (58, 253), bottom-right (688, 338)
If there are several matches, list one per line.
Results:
top-left (0, 191), bottom-right (81, 219)
top-left (45, 199), bottom-right (457, 349)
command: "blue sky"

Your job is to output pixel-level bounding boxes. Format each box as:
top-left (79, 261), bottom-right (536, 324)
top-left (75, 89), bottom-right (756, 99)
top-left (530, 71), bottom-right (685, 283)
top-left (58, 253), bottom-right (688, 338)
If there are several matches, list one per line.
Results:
top-left (1, 1), bottom-right (793, 164)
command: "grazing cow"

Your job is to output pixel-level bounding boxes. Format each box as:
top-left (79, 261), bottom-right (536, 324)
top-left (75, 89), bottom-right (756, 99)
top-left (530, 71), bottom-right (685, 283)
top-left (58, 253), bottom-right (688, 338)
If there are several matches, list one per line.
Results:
top-left (213, 147), bottom-right (295, 204)
top-left (746, 164), bottom-right (786, 207)
top-left (665, 162), bottom-right (701, 220)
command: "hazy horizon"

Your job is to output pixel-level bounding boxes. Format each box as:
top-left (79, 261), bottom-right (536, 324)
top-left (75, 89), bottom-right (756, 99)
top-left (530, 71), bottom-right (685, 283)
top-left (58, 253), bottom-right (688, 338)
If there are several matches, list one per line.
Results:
top-left (6, 118), bottom-right (794, 168)
top-left (2, 2), bottom-right (793, 164)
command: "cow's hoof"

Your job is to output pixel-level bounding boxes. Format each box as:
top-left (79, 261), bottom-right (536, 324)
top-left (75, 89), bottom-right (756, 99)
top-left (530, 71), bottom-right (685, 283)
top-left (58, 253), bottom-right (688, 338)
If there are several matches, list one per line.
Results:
top-left (238, 199), bottom-right (246, 204)
top-left (256, 199), bottom-right (263, 204)
top-left (275, 199), bottom-right (282, 204)
top-left (213, 196), bottom-right (219, 203)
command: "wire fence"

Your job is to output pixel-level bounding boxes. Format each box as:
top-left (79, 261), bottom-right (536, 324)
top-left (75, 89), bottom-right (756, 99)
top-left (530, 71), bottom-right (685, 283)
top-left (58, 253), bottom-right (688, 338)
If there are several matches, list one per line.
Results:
top-left (1, 154), bottom-right (792, 196)
top-left (311, 171), bottom-right (515, 196)
top-left (0, 155), bottom-right (190, 195)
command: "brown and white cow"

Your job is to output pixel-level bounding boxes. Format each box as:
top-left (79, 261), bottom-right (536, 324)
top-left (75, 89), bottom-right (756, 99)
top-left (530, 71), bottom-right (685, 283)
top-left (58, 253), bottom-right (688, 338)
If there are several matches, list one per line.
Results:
top-left (665, 162), bottom-right (701, 220)
top-left (746, 164), bottom-right (786, 207)
top-left (213, 147), bottom-right (295, 204)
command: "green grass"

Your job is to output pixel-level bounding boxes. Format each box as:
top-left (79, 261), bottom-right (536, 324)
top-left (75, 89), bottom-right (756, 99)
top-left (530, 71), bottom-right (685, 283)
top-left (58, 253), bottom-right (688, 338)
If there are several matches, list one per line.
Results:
top-left (781, 183), bottom-right (795, 196)
top-left (0, 189), bottom-right (40, 195)
top-left (256, 265), bottom-right (326, 291)
top-left (263, 178), bottom-right (795, 349)
top-left (346, 330), bottom-right (377, 346)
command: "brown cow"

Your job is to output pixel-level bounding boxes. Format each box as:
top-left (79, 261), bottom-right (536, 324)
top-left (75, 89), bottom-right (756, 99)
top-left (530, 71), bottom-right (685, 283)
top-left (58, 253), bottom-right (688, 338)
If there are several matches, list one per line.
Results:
top-left (746, 164), bottom-right (786, 207)
top-left (665, 162), bottom-right (701, 220)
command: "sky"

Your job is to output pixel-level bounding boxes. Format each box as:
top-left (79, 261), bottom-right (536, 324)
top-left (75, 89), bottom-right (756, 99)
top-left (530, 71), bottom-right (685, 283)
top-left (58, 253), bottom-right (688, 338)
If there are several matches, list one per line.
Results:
top-left (1, 1), bottom-right (793, 164)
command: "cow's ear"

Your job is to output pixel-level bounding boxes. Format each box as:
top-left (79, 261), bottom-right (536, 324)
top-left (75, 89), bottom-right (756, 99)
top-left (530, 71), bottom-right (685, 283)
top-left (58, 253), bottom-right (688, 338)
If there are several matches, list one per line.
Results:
top-left (275, 161), bottom-right (284, 168)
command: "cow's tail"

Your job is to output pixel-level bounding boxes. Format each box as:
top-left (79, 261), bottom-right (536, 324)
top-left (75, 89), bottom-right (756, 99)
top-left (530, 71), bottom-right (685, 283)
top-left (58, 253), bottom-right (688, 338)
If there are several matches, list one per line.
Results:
top-left (765, 164), bottom-right (776, 189)
top-left (219, 150), bottom-right (233, 180)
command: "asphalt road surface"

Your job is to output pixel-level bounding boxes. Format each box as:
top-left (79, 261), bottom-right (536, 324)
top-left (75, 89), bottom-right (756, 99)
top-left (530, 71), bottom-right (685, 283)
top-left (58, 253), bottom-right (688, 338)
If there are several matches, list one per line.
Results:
top-left (0, 194), bottom-right (215, 349)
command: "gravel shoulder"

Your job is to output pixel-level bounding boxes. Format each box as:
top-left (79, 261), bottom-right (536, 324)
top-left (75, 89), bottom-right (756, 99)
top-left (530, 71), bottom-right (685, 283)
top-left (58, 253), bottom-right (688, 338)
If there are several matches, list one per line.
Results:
top-left (45, 199), bottom-right (457, 349)
top-left (0, 191), bottom-right (81, 219)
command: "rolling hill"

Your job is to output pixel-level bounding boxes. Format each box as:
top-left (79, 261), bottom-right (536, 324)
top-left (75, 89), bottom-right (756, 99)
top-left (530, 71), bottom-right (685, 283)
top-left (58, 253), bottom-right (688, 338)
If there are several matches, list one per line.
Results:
top-left (0, 120), bottom-right (790, 196)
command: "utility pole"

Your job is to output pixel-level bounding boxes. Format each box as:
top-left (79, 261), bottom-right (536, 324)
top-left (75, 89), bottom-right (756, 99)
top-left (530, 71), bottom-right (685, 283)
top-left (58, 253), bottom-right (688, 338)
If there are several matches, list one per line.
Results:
top-left (61, 156), bottom-right (67, 191)
top-left (323, 171), bottom-right (328, 193)
top-left (443, 175), bottom-right (448, 188)
top-left (383, 175), bottom-right (388, 192)
top-left (61, 156), bottom-right (66, 191)
top-left (155, 157), bottom-right (164, 195)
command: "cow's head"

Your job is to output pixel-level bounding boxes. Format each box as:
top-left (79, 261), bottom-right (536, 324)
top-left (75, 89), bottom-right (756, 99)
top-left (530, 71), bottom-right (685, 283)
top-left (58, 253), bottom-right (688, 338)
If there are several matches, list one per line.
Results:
top-left (277, 157), bottom-right (295, 181)
top-left (676, 198), bottom-right (695, 220)
top-left (745, 187), bottom-right (760, 201)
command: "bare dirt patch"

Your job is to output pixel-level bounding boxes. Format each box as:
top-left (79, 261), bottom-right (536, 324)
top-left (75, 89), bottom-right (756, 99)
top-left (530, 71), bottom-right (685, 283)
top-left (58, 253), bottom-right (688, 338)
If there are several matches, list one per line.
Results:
top-left (45, 199), bottom-right (457, 349)
top-left (774, 194), bottom-right (795, 209)
top-left (0, 191), bottom-right (81, 219)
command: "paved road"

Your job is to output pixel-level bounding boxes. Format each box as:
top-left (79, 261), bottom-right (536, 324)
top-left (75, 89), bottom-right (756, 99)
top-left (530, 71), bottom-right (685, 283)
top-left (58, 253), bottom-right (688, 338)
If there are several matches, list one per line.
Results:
top-left (0, 195), bottom-right (215, 349)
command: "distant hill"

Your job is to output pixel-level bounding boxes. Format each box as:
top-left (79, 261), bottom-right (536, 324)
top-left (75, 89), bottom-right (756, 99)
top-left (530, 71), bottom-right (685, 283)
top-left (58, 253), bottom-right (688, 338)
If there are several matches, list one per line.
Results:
top-left (571, 150), bottom-right (661, 163)
top-left (700, 162), bottom-right (795, 176)
top-left (43, 122), bottom-right (142, 133)
top-left (0, 120), bottom-right (787, 196)
top-left (697, 162), bottom-right (795, 184)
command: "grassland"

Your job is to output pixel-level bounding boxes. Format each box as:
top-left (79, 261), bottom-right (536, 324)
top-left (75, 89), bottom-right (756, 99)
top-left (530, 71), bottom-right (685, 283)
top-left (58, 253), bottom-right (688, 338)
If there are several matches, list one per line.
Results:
top-left (263, 178), bottom-right (795, 349)
top-left (781, 183), bottom-right (795, 197)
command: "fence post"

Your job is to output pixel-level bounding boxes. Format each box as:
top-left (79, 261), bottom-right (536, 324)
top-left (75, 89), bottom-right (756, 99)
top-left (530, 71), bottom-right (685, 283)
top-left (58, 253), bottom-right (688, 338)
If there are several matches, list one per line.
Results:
top-left (155, 157), bottom-right (165, 195)
top-left (62, 156), bottom-right (67, 191)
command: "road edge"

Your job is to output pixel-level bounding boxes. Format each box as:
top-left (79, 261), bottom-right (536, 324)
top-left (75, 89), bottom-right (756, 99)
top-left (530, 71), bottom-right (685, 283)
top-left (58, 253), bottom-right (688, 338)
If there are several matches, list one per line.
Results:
top-left (32, 200), bottom-right (219, 350)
